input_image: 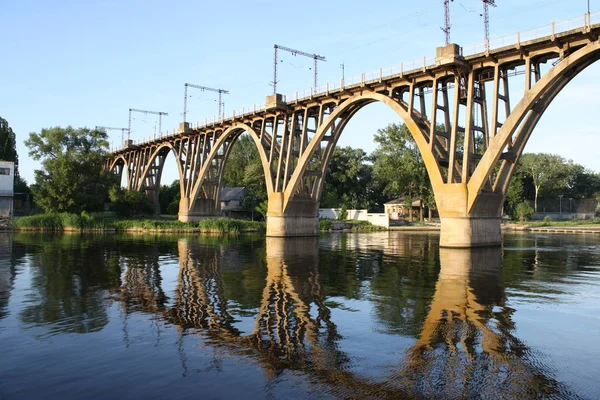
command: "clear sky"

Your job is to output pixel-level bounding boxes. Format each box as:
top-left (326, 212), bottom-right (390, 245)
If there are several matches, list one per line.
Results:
top-left (1, 0), bottom-right (598, 186)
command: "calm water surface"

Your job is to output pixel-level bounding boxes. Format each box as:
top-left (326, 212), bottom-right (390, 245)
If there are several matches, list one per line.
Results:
top-left (1, 232), bottom-right (599, 399)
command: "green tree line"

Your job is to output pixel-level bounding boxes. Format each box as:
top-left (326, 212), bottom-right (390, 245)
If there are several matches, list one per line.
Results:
top-left (8, 117), bottom-right (600, 221)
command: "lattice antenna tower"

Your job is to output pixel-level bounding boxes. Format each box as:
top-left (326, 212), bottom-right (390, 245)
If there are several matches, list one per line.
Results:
top-left (271, 44), bottom-right (326, 94)
top-left (95, 126), bottom-right (129, 145)
top-left (483, 0), bottom-right (497, 45)
top-left (183, 83), bottom-right (229, 123)
top-left (128, 108), bottom-right (168, 140)
top-left (441, 0), bottom-right (454, 45)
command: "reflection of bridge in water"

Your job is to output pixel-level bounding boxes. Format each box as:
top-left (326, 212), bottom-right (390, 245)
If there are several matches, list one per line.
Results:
top-left (0, 235), bottom-right (15, 323)
top-left (115, 234), bottom-right (574, 398)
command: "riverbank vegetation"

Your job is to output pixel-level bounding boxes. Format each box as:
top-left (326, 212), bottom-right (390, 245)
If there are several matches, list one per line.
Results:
top-left (512, 218), bottom-right (600, 228)
top-left (319, 219), bottom-right (387, 232)
top-left (13, 213), bottom-right (266, 233)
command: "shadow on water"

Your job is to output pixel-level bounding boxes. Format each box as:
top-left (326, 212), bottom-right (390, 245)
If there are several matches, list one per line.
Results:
top-left (4, 232), bottom-right (589, 398)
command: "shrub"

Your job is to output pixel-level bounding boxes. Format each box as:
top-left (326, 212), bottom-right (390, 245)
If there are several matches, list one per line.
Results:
top-left (515, 202), bottom-right (535, 222)
top-left (109, 187), bottom-right (155, 217)
top-left (13, 214), bottom-right (63, 229)
top-left (13, 212), bottom-right (106, 230)
top-left (319, 219), bottom-right (333, 230)
top-left (338, 206), bottom-right (348, 221)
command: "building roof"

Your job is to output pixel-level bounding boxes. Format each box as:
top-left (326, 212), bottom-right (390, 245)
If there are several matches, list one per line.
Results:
top-left (384, 197), bottom-right (422, 207)
top-left (220, 187), bottom-right (247, 202)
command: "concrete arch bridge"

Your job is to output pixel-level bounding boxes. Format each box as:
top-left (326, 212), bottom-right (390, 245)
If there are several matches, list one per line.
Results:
top-left (106, 13), bottom-right (600, 247)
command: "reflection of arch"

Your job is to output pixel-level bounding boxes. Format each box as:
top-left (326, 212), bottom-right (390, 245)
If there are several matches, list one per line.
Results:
top-left (248, 237), bottom-right (340, 365)
top-left (0, 235), bottom-right (15, 323)
top-left (187, 123), bottom-right (273, 213)
top-left (284, 90), bottom-right (442, 211)
top-left (394, 247), bottom-right (566, 398)
top-left (120, 247), bottom-right (168, 314)
top-left (167, 239), bottom-right (239, 337)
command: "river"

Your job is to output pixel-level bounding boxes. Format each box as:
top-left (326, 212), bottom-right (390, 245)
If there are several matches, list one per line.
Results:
top-left (0, 232), bottom-right (599, 399)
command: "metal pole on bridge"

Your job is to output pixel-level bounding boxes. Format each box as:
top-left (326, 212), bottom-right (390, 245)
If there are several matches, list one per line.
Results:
top-left (588, 0), bottom-right (591, 27)
top-left (559, 195), bottom-right (563, 215)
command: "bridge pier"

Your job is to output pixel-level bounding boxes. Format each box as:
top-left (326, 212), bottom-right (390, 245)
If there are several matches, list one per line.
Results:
top-left (440, 217), bottom-right (502, 248)
top-left (178, 198), bottom-right (218, 223)
top-left (266, 193), bottom-right (319, 237)
top-left (436, 184), bottom-right (503, 248)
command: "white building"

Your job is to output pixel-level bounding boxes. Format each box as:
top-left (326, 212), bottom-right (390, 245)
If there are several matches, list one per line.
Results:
top-left (0, 161), bottom-right (14, 217)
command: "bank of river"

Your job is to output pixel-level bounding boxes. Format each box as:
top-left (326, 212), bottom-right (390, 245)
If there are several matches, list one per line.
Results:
top-left (7, 213), bottom-right (387, 234)
top-left (7, 213), bottom-right (600, 236)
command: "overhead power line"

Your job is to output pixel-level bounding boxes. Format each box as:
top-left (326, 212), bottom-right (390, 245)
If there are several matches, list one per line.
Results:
top-left (128, 108), bottom-right (168, 141)
top-left (272, 44), bottom-right (326, 94)
top-left (183, 83), bottom-right (229, 123)
top-left (95, 126), bottom-right (129, 145)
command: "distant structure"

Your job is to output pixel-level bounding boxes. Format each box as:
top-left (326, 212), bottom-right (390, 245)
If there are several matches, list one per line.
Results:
top-left (0, 161), bottom-right (14, 217)
top-left (219, 186), bottom-right (248, 218)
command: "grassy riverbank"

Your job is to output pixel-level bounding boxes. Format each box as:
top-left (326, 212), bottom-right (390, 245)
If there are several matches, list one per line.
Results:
top-left (10, 213), bottom-right (389, 234)
top-left (12, 213), bottom-right (266, 233)
top-left (319, 219), bottom-right (387, 231)
top-left (503, 218), bottom-right (600, 230)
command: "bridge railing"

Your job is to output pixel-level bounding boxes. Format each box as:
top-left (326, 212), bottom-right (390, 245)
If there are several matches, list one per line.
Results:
top-left (285, 55), bottom-right (438, 103)
top-left (112, 10), bottom-right (600, 153)
top-left (462, 11), bottom-right (600, 56)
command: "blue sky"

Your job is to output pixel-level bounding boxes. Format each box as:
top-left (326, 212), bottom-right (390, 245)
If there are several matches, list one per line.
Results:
top-left (1, 0), bottom-right (598, 185)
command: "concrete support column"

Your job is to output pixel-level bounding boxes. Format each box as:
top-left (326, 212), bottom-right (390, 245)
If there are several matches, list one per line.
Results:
top-left (435, 184), bottom-right (503, 248)
top-left (440, 217), bottom-right (501, 247)
top-left (178, 197), bottom-right (219, 223)
top-left (266, 193), bottom-right (319, 237)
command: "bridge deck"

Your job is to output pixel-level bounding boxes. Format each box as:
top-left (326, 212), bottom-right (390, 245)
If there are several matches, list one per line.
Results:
top-left (111, 12), bottom-right (600, 155)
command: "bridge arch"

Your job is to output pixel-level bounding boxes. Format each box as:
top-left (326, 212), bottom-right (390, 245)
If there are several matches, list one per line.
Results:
top-left (187, 122), bottom-right (273, 215)
top-left (283, 90), bottom-right (444, 212)
top-left (136, 142), bottom-right (184, 194)
top-left (108, 154), bottom-right (129, 189)
top-left (468, 40), bottom-right (600, 213)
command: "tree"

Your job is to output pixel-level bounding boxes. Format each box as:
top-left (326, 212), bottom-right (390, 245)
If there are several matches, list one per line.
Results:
top-left (371, 123), bottom-right (434, 221)
top-left (222, 133), bottom-right (267, 216)
top-left (515, 202), bottom-right (535, 222)
top-left (1, 117), bottom-right (28, 192)
top-left (518, 153), bottom-right (575, 212)
top-left (566, 164), bottom-right (600, 199)
top-left (159, 180), bottom-right (180, 215)
top-left (109, 186), bottom-right (155, 217)
top-left (0, 117), bottom-right (18, 166)
top-left (25, 126), bottom-right (115, 213)
top-left (223, 134), bottom-right (262, 188)
top-left (321, 146), bottom-right (374, 210)
top-left (504, 161), bottom-right (529, 219)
